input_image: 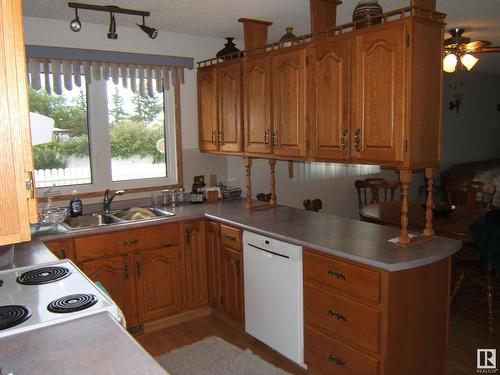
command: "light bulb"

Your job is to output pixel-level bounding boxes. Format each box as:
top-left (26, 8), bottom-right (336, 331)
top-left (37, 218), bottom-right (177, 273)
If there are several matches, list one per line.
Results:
top-left (443, 53), bottom-right (457, 73)
top-left (460, 54), bottom-right (479, 71)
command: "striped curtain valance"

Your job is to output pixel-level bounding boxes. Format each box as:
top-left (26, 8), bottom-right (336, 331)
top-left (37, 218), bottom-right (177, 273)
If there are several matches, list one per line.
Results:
top-left (25, 45), bottom-right (194, 96)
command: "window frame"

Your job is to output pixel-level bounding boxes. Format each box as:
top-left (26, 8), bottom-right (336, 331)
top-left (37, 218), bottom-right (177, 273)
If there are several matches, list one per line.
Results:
top-left (34, 79), bottom-right (183, 199)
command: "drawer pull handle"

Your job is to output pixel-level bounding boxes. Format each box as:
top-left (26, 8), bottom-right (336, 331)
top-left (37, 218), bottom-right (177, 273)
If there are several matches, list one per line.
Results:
top-left (224, 235), bottom-right (236, 241)
top-left (327, 354), bottom-right (345, 367)
top-left (124, 264), bottom-right (129, 280)
top-left (328, 309), bottom-right (347, 322)
top-left (328, 270), bottom-right (347, 280)
top-left (122, 239), bottom-right (139, 246)
top-left (136, 261), bottom-right (141, 276)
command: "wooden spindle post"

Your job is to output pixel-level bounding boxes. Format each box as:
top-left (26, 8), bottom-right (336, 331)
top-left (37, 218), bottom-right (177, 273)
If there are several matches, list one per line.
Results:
top-left (423, 167), bottom-right (435, 237)
top-left (397, 169), bottom-right (412, 246)
top-left (244, 157), bottom-right (253, 209)
top-left (269, 159), bottom-right (277, 205)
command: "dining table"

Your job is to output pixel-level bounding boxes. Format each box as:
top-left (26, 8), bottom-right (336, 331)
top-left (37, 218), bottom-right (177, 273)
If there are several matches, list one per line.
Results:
top-left (359, 201), bottom-right (487, 245)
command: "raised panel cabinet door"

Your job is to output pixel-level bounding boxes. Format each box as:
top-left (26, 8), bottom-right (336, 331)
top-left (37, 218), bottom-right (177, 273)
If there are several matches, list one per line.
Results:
top-left (217, 62), bottom-right (242, 152)
top-left (0, 0), bottom-right (37, 246)
top-left (270, 48), bottom-right (308, 157)
top-left (206, 221), bottom-right (222, 311)
top-left (80, 255), bottom-right (138, 326)
top-left (197, 67), bottom-right (218, 151)
top-left (243, 55), bottom-right (272, 154)
top-left (220, 246), bottom-right (244, 325)
top-left (184, 221), bottom-right (209, 309)
top-left (135, 246), bottom-right (184, 322)
top-left (351, 25), bottom-right (406, 164)
top-left (309, 39), bottom-right (350, 161)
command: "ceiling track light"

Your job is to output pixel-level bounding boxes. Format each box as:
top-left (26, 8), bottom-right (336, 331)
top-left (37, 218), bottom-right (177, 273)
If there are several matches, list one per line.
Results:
top-left (67, 2), bottom-right (158, 40)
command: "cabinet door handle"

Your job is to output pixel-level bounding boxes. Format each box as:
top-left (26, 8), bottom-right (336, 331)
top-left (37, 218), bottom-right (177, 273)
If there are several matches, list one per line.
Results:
top-left (124, 264), bottom-right (129, 280)
top-left (327, 270), bottom-right (347, 280)
top-left (136, 261), bottom-right (141, 277)
top-left (218, 130), bottom-right (224, 146)
top-left (264, 129), bottom-right (270, 147)
top-left (328, 309), bottom-right (347, 322)
top-left (235, 260), bottom-right (240, 276)
top-left (60, 248), bottom-right (67, 259)
top-left (326, 354), bottom-right (345, 367)
top-left (185, 229), bottom-right (191, 246)
top-left (224, 235), bottom-right (236, 241)
top-left (341, 130), bottom-right (349, 150)
top-left (354, 128), bottom-right (361, 152)
top-left (211, 130), bottom-right (217, 145)
top-left (122, 239), bottom-right (139, 246)
top-left (272, 129), bottom-right (278, 148)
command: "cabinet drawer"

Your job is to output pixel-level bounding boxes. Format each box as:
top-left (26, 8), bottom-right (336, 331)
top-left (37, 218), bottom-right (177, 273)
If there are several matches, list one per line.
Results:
top-left (304, 250), bottom-right (381, 303)
top-left (220, 224), bottom-right (241, 251)
top-left (304, 283), bottom-right (380, 353)
top-left (75, 224), bottom-right (179, 261)
top-left (305, 326), bottom-right (379, 375)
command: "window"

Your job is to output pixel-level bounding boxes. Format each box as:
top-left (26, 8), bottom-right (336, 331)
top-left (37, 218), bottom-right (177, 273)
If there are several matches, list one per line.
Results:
top-left (29, 75), bottom-right (178, 194)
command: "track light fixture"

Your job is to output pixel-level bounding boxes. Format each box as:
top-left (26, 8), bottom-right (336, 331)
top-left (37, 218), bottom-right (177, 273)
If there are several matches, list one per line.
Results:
top-left (137, 16), bottom-right (158, 39)
top-left (70, 8), bottom-right (81, 32)
top-left (68, 2), bottom-right (158, 40)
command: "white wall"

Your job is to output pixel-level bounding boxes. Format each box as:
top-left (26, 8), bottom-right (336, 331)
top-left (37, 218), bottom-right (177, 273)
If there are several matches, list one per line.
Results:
top-left (23, 16), bottom-right (232, 194)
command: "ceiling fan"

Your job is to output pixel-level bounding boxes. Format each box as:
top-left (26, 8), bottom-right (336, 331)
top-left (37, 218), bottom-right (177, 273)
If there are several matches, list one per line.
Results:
top-left (442, 28), bottom-right (500, 73)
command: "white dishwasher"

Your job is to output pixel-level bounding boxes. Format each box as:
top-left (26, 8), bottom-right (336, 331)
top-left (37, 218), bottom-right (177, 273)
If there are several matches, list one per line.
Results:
top-left (243, 231), bottom-right (304, 366)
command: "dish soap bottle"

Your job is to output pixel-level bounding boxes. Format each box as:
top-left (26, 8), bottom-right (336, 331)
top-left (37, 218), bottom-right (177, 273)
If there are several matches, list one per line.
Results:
top-left (69, 190), bottom-right (83, 217)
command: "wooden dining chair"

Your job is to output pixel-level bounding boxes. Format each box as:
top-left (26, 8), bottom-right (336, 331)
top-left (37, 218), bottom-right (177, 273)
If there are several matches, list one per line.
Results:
top-left (445, 180), bottom-right (496, 208)
top-left (303, 199), bottom-right (323, 212)
top-left (355, 178), bottom-right (400, 209)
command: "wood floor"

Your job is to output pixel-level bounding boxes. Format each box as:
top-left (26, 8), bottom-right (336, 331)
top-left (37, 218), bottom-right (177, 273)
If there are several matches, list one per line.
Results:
top-left (136, 276), bottom-right (498, 375)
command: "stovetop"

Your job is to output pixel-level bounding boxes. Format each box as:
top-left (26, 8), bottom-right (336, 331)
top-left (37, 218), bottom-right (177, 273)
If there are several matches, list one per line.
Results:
top-left (0, 260), bottom-right (119, 338)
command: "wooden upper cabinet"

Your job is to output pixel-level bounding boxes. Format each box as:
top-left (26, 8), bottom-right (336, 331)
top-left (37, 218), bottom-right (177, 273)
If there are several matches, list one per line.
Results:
top-left (135, 246), bottom-right (184, 322)
top-left (198, 67), bottom-right (218, 151)
top-left (243, 55), bottom-right (272, 154)
top-left (309, 38), bottom-right (350, 161)
top-left (0, 0), bottom-right (37, 246)
top-left (270, 48), bottom-right (308, 157)
top-left (184, 221), bottom-right (209, 309)
top-left (351, 24), bottom-right (406, 164)
top-left (217, 62), bottom-right (242, 152)
top-left (81, 254), bottom-right (137, 326)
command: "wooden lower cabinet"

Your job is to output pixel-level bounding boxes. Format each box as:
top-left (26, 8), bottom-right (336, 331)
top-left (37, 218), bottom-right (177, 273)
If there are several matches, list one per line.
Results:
top-left (220, 245), bottom-right (244, 325)
top-left (183, 221), bottom-right (209, 309)
top-left (44, 239), bottom-right (75, 261)
top-left (81, 254), bottom-right (138, 326)
top-left (135, 246), bottom-right (184, 322)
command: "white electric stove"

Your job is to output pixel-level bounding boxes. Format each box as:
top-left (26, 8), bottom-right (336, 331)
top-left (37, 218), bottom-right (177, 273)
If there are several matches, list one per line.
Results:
top-left (0, 260), bottom-right (122, 338)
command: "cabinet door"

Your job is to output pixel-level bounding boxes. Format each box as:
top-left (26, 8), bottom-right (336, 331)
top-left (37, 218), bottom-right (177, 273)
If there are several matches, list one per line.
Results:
top-left (0, 0), bottom-right (38, 246)
top-left (184, 221), bottom-right (208, 309)
top-left (206, 221), bottom-right (221, 311)
top-left (351, 25), bottom-right (406, 163)
top-left (197, 67), bottom-right (218, 151)
top-left (243, 55), bottom-right (272, 154)
top-left (135, 246), bottom-right (184, 322)
top-left (270, 48), bottom-right (308, 157)
top-left (44, 239), bottom-right (75, 261)
top-left (309, 39), bottom-right (350, 161)
top-left (81, 254), bottom-right (137, 326)
top-left (220, 246), bottom-right (244, 325)
top-left (217, 62), bottom-right (242, 152)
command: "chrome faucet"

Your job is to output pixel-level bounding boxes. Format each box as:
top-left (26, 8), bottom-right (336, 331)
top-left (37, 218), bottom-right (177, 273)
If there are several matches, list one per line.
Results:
top-left (103, 189), bottom-right (125, 214)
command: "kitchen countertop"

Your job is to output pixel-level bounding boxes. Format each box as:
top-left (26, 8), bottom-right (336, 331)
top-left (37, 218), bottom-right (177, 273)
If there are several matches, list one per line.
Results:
top-left (0, 312), bottom-right (167, 375)
top-left (32, 199), bottom-right (462, 271)
top-left (1, 238), bottom-right (58, 270)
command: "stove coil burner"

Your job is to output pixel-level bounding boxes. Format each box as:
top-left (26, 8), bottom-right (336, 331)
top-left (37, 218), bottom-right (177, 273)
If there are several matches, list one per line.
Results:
top-left (0, 305), bottom-right (32, 330)
top-left (47, 294), bottom-right (98, 314)
top-left (17, 266), bottom-right (71, 285)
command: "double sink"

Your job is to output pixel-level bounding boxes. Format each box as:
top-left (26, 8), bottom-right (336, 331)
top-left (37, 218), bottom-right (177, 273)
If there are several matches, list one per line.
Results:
top-left (62, 207), bottom-right (175, 230)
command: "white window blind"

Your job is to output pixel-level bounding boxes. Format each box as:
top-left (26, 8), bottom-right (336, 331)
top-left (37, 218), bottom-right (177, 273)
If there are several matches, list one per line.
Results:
top-left (25, 45), bottom-right (193, 96)
top-left (293, 162), bottom-right (381, 182)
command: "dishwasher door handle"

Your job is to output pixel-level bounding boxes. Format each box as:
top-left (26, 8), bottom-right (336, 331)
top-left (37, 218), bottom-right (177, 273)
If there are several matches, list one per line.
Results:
top-left (247, 243), bottom-right (290, 259)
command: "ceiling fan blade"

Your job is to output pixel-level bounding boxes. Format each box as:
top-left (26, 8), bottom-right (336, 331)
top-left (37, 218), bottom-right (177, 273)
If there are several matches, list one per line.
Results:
top-left (465, 40), bottom-right (492, 51)
top-left (475, 46), bottom-right (500, 54)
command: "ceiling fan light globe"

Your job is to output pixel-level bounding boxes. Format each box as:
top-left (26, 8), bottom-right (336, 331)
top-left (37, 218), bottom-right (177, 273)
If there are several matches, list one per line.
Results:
top-left (443, 53), bottom-right (457, 73)
top-left (460, 53), bottom-right (479, 71)
top-left (70, 18), bottom-right (81, 32)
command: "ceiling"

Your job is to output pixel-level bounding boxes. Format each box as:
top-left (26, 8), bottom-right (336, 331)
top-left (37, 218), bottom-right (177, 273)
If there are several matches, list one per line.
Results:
top-left (22, 0), bottom-right (500, 74)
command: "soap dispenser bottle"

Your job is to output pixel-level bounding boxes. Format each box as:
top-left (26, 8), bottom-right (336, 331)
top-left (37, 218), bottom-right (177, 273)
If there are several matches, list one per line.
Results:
top-left (69, 190), bottom-right (83, 217)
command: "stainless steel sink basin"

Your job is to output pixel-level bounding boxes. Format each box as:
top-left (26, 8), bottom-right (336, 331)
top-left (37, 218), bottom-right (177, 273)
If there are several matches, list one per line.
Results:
top-left (62, 213), bottom-right (123, 229)
top-left (112, 207), bottom-right (175, 221)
